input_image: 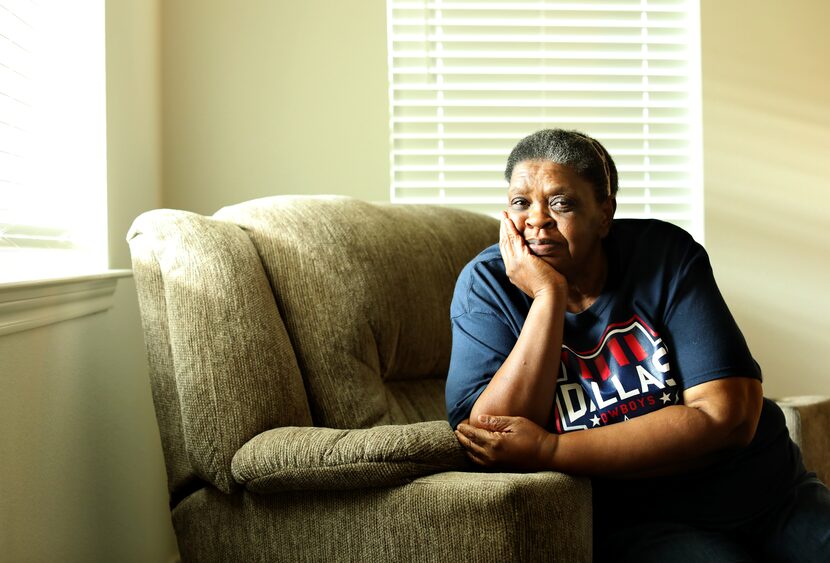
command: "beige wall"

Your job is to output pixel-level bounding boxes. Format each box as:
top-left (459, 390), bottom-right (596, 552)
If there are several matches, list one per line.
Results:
top-left (161, 0), bottom-right (390, 215)
top-left (0, 1), bottom-right (178, 561)
top-left (0, 280), bottom-right (176, 563)
top-left (107, 0), bottom-right (164, 269)
top-left (701, 0), bottom-right (830, 398)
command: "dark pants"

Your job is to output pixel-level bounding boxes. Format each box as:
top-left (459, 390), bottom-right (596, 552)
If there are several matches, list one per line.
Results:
top-left (597, 475), bottom-right (830, 562)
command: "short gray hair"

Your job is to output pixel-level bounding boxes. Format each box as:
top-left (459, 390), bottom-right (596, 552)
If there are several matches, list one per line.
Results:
top-left (504, 129), bottom-right (619, 202)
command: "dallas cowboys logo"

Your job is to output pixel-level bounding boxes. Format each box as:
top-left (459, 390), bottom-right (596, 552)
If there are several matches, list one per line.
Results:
top-left (552, 316), bottom-right (680, 432)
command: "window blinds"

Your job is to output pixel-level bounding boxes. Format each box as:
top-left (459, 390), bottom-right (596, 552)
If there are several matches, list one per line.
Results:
top-left (0, 0), bottom-right (52, 247)
top-left (0, 0), bottom-right (107, 279)
top-left (386, 0), bottom-right (702, 239)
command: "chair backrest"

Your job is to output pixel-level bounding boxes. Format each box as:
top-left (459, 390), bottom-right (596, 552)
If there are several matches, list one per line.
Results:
top-left (128, 196), bottom-right (497, 497)
top-left (215, 196), bottom-right (498, 429)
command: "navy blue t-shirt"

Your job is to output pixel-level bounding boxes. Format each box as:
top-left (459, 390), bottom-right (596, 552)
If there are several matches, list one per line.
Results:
top-left (446, 219), bottom-right (805, 528)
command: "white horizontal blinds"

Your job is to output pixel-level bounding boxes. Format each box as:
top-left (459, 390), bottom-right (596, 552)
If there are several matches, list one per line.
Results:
top-left (0, 1), bottom-right (65, 248)
top-left (387, 0), bottom-right (702, 237)
top-left (0, 0), bottom-right (107, 280)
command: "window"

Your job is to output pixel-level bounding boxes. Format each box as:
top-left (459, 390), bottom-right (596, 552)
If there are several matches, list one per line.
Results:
top-left (386, 0), bottom-right (703, 240)
top-left (0, 0), bottom-right (107, 282)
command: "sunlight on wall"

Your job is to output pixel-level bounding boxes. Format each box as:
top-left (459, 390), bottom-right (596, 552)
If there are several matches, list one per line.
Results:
top-left (702, 0), bottom-right (830, 397)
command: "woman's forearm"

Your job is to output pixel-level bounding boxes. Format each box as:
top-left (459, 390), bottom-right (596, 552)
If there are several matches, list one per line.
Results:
top-left (552, 405), bottom-right (718, 477)
top-left (551, 377), bottom-right (762, 478)
top-left (470, 291), bottom-right (566, 427)
top-left (456, 377), bottom-right (763, 478)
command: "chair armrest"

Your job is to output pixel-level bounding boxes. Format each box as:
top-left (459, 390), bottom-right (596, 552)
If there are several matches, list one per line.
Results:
top-left (401, 470), bottom-right (592, 562)
top-left (776, 396), bottom-right (830, 485)
top-left (231, 421), bottom-right (470, 492)
top-left (177, 469), bottom-right (593, 562)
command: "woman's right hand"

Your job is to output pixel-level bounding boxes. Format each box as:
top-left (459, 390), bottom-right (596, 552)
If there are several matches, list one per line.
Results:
top-left (500, 212), bottom-right (567, 299)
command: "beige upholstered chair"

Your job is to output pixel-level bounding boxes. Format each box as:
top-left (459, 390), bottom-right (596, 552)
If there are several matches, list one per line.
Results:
top-left (128, 195), bottom-right (829, 562)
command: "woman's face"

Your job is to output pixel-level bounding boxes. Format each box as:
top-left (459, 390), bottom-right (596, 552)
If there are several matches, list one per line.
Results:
top-left (506, 159), bottom-right (615, 279)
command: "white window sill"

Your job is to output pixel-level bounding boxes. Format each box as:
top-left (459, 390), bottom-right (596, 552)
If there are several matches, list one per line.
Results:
top-left (0, 270), bottom-right (133, 336)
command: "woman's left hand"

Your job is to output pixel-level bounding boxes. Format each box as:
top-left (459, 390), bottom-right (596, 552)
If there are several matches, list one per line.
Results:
top-left (455, 415), bottom-right (558, 471)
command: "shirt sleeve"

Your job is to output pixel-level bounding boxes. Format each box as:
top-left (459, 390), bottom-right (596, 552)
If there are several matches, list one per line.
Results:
top-left (445, 310), bottom-right (517, 429)
top-left (662, 238), bottom-right (761, 389)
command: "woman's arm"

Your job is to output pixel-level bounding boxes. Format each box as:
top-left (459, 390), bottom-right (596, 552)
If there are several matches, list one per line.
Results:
top-left (468, 215), bottom-right (568, 428)
top-left (456, 376), bottom-right (764, 478)
top-left (470, 291), bottom-right (565, 428)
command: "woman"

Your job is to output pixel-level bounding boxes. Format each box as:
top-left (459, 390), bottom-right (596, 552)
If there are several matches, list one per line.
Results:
top-left (446, 129), bottom-right (830, 561)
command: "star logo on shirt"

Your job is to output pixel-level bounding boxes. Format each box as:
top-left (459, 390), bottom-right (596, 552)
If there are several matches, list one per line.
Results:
top-left (660, 392), bottom-right (672, 404)
top-left (590, 415), bottom-right (601, 427)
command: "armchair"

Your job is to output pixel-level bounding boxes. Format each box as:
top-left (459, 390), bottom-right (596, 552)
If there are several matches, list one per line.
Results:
top-left (127, 195), bottom-right (828, 562)
top-left (128, 196), bottom-right (591, 562)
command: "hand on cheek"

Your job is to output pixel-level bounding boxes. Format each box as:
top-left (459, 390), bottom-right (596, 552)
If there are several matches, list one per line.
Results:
top-left (499, 212), bottom-right (566, 299)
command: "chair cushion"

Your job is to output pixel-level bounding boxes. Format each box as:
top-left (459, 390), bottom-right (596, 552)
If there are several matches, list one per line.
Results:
top-left (231, 421), bottom-right (469, 492)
